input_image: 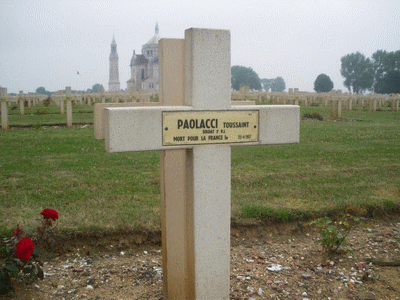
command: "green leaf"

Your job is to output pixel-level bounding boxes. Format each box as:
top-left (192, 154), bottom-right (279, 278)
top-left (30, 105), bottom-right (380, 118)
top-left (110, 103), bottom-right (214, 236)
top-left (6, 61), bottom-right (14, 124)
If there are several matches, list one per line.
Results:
top-left (327, 225), bottom-right (338, 233)
top-left (23, 266), bottom-right (34, 274)
top-left (29, 271), bottom-right (37, 279)
top-left (32, 246), bottom-right (40, 258)
top-left (0, 271), bottom-right (12, 295)
top-left (4, 264), bottom-right (19, 273)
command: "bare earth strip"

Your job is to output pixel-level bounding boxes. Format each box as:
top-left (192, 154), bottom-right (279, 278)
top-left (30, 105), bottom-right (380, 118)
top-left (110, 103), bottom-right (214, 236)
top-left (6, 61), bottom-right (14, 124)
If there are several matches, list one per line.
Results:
top-left (3, 217), bottom-right (400, 300)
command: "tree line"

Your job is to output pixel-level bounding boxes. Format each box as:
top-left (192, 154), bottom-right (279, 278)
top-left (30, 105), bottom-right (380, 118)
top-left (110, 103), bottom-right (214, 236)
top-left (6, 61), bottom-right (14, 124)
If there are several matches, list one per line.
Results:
top-left (311, 50), bottom-right (400, 94)
top-left (340, 50), bottom-right (400, 94)
top-left (32, 50), bottom-right (400, 96)
top-left (35, 84), bottom-right (105, 95)
top-left (232, 49), bottom-right (399, 95)
top-left (231, 65), bottom-right (286, 92)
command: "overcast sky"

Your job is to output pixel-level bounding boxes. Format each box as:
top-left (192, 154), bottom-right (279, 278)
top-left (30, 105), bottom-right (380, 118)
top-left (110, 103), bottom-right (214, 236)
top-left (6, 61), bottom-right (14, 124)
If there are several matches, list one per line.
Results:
top-left (1, 0), bottom-right (399, 94)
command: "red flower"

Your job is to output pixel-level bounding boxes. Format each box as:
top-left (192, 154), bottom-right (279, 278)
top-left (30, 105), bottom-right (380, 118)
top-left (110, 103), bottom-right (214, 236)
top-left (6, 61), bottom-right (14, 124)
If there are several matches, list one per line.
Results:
top-left (41, 209), bottom-right (59, 221)
top-left (15, 238), bottom-right (35, 261)
top-left (13, 224), bottom-right (23, 238)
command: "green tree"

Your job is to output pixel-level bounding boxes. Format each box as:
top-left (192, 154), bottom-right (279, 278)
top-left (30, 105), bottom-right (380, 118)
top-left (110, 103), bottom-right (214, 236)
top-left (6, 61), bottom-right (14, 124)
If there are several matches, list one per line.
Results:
top-left (372, 50), bottom-right (400, 93)
top-left (35, 86), bottom-right (51, 96)
top-left (260, 78), bottom-right (273, 92)
top-left (91, 84), bottom-right (104, 93)
top-left (231, 66), bottom-right (262, 91)
top-left (314, 74), bottom-right (334, 93)
top-left (375, 70), bottom-right (400, 94)
top-left (260, 77), bottom-right (286, 92)
top-left (340, 52), bottom-right (374, 94)
top-left (270, 76), bottom-right (286, 92)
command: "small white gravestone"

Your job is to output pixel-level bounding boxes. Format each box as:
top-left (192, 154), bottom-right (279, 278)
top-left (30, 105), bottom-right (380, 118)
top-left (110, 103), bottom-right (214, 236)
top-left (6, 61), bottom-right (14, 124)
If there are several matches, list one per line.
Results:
top-left (19, 90), bottom-right (24, 116)
top-left (104, 28), bottom-right (300, 299)
top-left (1, 87), bottom-right (8, 130)
top-left (65, 86), bottom-right (73, 127)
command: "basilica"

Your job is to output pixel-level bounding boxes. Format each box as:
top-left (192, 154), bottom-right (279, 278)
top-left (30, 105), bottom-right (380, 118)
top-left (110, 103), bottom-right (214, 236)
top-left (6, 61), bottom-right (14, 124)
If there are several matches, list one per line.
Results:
top-left (127, 23), bottom-right (160, 92)
top-left (108, 23), bottom-right (160, 92)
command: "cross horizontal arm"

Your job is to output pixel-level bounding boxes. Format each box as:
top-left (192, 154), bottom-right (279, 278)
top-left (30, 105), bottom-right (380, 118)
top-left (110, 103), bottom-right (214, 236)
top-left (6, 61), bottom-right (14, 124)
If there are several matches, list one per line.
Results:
top-left (104, 105), bottom-right (299, 153)
top-left (232, 105), bottom-right (300, 146)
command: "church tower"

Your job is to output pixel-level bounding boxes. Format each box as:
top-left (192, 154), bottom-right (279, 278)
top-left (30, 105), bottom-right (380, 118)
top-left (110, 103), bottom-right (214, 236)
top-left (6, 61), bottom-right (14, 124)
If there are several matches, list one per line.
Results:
top-left (108, 35), bottom-right (120, 92)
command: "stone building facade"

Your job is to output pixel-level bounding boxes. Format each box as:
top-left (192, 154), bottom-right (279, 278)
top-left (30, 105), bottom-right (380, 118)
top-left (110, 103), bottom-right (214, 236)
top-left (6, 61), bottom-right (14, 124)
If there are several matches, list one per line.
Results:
top-left (126, 23), bottom-right (159, 92)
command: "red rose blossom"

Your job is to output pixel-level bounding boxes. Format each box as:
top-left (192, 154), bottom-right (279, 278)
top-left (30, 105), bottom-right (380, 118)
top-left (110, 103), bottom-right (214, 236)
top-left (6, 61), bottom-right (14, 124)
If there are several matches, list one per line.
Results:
top-left (15, 237), bottom-right (35, 261)
top-left (40, 209), bottom-right (59, 221)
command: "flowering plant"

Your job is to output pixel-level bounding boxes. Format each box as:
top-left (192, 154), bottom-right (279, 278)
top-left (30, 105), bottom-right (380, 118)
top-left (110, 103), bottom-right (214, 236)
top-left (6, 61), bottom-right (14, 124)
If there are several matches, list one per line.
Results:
top-left (14, 238), bottom-right (35, 261)
top-left (303, 112), bottom-right (323, 121)
top-left (41, 208), bottom-right (59, 222)
top-left (0, 209), bottom-right (61, 295)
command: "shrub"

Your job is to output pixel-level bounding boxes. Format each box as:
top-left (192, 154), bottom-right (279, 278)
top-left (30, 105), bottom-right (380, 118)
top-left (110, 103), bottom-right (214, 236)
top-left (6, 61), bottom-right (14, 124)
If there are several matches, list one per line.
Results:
top-left (307, 206), bottom-right (365, 254)
top-left (303, 112), bottom-right (323, 121)
top-left (35, 108), bottom-right (48, 115)
top-left (43, 98), bottom-right (51, 106)
top-left (0, 209), bottom-right (61, 295)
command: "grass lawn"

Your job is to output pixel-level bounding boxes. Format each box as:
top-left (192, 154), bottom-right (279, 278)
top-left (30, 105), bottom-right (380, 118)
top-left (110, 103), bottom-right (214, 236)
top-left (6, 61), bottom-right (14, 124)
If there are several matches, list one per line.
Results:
top-left (4, 102), bottom-right (94, 127)
top-left (0, 105), bottom-right (399, 236)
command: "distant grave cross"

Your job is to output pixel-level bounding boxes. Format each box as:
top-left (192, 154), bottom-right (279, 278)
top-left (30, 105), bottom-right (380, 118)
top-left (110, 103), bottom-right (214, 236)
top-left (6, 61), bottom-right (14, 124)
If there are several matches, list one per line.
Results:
top-left (103, 28), bottom-right (300, 300)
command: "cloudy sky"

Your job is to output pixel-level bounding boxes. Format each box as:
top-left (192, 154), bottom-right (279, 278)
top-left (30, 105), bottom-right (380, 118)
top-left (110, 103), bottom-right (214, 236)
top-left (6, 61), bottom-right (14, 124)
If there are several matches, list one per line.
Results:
top-left (1, 0), bottom-right (399, 94)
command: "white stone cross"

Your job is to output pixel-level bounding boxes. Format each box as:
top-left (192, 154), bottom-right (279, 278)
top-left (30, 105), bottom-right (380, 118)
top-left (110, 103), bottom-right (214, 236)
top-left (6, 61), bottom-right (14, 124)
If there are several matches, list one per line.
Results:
top-left (104, 28), bottom-right (299, 300)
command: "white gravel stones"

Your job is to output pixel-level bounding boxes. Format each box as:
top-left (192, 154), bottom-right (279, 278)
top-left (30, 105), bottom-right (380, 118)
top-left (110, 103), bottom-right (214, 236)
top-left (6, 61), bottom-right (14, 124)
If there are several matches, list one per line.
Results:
top-left (267, 264), bottom-right (282, 272)
top-left (257, 287), bottom-right (263, 295)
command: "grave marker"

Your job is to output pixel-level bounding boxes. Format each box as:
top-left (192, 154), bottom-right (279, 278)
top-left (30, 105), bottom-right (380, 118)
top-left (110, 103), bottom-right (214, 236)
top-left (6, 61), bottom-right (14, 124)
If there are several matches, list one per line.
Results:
top-left (1, 87), bottom-right (8, 130)
top-left (66, 86), bottom-right (73, 128)
top-left (19, 91), bottom-right (24, 116)
top-left (59, 94), bottom-right (65, 114)
top-left (103, 28), bottom-right (300, 299)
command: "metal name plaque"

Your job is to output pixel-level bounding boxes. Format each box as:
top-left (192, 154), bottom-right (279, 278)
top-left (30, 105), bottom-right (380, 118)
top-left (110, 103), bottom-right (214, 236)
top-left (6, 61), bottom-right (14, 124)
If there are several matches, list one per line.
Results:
top-left (162, 110), bottom-right (259, 146)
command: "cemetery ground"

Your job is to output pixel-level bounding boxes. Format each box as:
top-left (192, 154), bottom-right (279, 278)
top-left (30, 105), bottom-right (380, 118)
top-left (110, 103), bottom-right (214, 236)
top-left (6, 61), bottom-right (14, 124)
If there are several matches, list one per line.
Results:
top-left (1, 105), bottom-right (400, 299)
top-left (3, 102), bottom-right (93, 128)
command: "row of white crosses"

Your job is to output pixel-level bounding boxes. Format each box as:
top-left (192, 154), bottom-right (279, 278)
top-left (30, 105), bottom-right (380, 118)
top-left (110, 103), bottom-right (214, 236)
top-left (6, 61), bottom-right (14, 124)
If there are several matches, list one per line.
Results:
top-left (105, 28), bottom-right (300, 300)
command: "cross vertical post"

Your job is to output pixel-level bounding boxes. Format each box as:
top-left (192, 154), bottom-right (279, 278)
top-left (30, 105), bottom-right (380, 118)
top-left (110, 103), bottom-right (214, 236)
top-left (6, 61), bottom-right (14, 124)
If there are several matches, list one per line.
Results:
top-left (66, 86), bottom-right (73, 128)
top-left (0, 87), bottom-right (8, 130)
top-left (19, 91), bottom-right (24, 116)
top-left (184, 28), bottom-right (232, 299)
top-left (158, 29), bottom-right (232, 298)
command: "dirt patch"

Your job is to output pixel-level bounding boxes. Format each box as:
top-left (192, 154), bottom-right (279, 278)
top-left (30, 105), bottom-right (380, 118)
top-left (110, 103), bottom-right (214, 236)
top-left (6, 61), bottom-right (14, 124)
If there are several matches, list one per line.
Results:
top-left (2, 218), bottom-right (400, 300)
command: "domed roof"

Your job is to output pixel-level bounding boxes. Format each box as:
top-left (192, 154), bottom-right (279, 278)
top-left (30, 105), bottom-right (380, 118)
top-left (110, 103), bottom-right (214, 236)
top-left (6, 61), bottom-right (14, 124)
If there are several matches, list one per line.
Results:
top-left (145, 23), bottom-right (160, 45)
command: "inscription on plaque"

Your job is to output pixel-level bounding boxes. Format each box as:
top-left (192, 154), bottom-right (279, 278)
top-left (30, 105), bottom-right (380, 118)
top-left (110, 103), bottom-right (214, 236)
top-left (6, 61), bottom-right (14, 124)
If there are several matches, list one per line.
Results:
top-left (162, 110), bottom-right (259, 145)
